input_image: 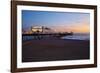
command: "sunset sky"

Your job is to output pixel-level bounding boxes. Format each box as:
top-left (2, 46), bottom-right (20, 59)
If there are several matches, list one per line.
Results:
top-left (22, 10), bottom-right (90, 33)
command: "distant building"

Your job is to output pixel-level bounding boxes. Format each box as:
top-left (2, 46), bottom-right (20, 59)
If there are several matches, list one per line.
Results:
top-left (22, 26), bottom-right (54, 34)
top-left (31, 26), bottom-right (43, 33)
top-left (31, 26), bottom-right (52, 33)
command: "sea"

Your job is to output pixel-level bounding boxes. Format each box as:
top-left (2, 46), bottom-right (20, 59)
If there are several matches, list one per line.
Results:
top-left (61, 33), bottom-right (90, 40)
top-left (22, 33), bottom-right (90, 41)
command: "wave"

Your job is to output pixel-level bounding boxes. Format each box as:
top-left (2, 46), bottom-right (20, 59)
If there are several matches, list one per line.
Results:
top-left (61, 33), bottom-right (90, 40)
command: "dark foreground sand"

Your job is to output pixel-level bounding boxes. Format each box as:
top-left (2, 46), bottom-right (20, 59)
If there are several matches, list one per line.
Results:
top-left (22, 39), bottom-right (90, 62)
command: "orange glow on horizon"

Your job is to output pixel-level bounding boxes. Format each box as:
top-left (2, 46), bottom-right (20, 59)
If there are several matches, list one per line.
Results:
top-left (52, 23), bottom-right (90, 33)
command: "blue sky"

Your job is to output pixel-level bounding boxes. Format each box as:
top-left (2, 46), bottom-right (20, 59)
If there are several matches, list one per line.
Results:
top-left (22, 10), bottom-right (90, 33)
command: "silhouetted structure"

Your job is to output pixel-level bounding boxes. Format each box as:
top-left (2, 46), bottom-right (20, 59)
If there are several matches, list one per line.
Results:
top-left (22, 26), bottom-right (73, 40)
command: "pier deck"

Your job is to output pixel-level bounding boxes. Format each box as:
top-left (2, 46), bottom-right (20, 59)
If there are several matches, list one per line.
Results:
top-left (22, 32), bottom-right (73, 38)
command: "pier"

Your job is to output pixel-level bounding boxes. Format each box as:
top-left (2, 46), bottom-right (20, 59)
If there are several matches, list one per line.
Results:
top-left (22, 32), bottom-right (73, 40)
top-left (22, 26), bottom-right (73, 40)
top-left (23, 32), bottom-right (73, 37)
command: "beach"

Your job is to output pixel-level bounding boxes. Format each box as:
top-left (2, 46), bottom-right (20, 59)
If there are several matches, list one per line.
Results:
top-left (22, 39), bottom-right (90, 62)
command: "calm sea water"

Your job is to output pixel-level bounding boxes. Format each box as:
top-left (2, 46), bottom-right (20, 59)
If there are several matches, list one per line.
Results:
top-left (22, 36), bottom-right (36, 41)
top-left (22, 33), bottom-right (90, 41)
top-left (61, 33), bottom-right (90, 40)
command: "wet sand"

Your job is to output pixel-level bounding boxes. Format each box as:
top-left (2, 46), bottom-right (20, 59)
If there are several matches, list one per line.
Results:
top-left (22, 39), bottom-right (90, 62)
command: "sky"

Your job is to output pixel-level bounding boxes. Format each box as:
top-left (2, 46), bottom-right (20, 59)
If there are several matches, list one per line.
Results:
top-left (22, 10), bottom-right (90, 33)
